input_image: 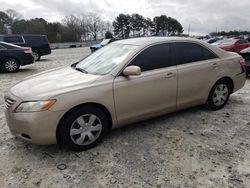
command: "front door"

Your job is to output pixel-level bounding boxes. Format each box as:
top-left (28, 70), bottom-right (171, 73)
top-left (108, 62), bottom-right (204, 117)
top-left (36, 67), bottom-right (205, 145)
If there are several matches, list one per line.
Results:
top-left (113, 43), bottom-right (177, 126)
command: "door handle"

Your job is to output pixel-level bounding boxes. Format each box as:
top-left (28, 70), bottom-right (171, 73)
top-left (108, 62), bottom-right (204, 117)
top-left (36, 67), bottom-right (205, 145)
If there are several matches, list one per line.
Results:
top-left (212, 63), bottom-right (219, 68)
top-left (165, 72), bottom-right (175, 78)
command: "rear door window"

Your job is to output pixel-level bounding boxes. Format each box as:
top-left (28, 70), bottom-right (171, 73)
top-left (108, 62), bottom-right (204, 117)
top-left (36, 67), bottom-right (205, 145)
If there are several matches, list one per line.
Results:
top-left (129, 43), bottom-right (173, 72)
top-left (5, 36), bottom-right (24, 43)
top-left (173, 42), bottom-right (218, 65)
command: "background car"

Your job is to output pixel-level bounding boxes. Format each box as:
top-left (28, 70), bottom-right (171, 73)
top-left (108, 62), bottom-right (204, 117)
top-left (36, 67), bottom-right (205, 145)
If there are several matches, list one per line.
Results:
top-left (218, 39), bottom-right (250, 53)
top-left (240, 47), bottom-right (250, 77)
top-left (0, 41), bottom-right (34, 72)
top-left (0, 34), bottom-right (51, 61)
top-left (90, 38), bottom-right (113, 52)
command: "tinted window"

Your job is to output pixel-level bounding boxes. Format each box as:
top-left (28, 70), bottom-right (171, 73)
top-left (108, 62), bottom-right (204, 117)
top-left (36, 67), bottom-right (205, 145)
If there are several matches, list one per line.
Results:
top-left (174, 42), bottom-right (217, 65)
top-left (130, 43), bottom-right (172, 72)
top-left (238, 39), bottom-right (248, 44)
top-left (23, 36), bottom-right (48, 44)
top-left (5, 36), bottom-right (24, 43)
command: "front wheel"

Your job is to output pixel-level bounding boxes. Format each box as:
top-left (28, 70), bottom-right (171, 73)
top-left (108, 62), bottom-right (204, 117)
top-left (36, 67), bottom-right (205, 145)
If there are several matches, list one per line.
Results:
top-left (205, 79), bottom-right (231, 110)
top-left (3, 59), bottom-right (20, 72)
top-left (58, 106), bottom-right (109, 151)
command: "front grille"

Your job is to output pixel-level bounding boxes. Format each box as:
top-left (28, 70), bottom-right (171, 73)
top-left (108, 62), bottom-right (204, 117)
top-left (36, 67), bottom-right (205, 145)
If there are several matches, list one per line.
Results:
top-left (4, 98), bottom-right (16, 109)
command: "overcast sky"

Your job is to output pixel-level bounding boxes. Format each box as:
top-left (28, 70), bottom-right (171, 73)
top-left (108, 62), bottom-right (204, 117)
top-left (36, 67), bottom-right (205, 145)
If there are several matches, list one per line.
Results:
top-left (0, 0), bottom-right (250, 35)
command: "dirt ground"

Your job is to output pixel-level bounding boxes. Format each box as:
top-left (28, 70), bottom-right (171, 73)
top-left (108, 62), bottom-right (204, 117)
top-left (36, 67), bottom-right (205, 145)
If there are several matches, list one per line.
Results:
top-left (0, 47), bottom-right (250, 188)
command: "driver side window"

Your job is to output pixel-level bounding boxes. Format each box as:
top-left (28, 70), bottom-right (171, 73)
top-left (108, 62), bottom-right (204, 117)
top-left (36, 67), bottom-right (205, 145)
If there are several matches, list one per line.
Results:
top-left (129, 43), bottom-right (173, 72)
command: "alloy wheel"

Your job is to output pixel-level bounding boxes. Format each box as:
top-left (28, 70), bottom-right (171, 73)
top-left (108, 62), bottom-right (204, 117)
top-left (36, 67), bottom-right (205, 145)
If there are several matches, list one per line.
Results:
top-left (4, 60), bottom-right (19, 72)
top-left (70, 114), bottom-right (102, 146)
top-left (212, 84), bottom-right (229, 106)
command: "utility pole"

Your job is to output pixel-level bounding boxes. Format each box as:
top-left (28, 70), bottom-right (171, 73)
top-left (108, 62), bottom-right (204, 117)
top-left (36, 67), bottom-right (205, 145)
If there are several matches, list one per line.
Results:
top-left (188, 24), bottom-right (190, 36)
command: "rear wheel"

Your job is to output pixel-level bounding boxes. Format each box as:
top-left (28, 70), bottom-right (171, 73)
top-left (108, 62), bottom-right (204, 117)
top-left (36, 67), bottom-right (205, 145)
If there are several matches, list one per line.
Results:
top-left (58, 106), bottom-right (109, 151)
top-left (206, 79), bottom-right (231, 110)
top-left (3, 59), bottom-right (20, 72)
top-left (33, 50), bottom-right (41, 61)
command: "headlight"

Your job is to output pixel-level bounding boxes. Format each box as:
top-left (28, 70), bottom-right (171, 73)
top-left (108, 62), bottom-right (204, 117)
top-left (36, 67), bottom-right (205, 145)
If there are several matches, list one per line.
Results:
top-left (15, 100), bottom-right (56, 113)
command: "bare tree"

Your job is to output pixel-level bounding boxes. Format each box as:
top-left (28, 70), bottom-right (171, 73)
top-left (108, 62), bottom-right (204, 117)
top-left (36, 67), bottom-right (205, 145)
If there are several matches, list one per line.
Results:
top-left (85, 13), bottom-right (104, 41)
top-left (62, 15), bottom-right (83, 41)
top-left (5, 9), bottom-right (23, 22)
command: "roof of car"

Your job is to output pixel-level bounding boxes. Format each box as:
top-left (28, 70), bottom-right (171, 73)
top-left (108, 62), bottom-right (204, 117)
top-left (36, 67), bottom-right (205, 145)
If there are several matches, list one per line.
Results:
top-left (114, 36), bottom-right (201, 46)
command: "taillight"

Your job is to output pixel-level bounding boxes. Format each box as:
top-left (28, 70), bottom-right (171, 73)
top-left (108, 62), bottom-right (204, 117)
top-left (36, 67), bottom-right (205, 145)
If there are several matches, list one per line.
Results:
top-left (239, 59), bottom-right (245, 66)
top-left (22, 47), bottom-right (32, 54)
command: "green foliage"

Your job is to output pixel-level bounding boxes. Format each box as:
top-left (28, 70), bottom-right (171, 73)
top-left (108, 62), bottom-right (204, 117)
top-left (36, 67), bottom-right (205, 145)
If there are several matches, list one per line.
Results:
top-left (216, 30), bottom-right (250, 37)
top-left (113, 13), bottom-right (183, 38)
top-left (0, 9), bottom-right (185, 42)
top-left (152, 15), bottom-right (183, 36)
top-left (113, 14), bottom-right (131, 38)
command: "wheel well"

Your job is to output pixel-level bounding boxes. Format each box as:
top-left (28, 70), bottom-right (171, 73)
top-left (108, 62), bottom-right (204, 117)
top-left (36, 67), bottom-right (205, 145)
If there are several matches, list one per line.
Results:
top-left (56, 103), bottom-right (113, 144)
top-left (216, 76), bottom-right (234, 94)
top-left (1, 57), bottom-right (20, 68)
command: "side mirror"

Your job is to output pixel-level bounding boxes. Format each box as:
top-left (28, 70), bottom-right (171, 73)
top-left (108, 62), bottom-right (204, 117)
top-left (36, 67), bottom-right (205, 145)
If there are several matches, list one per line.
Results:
top-left (123, 66), bottom-right (141, 76)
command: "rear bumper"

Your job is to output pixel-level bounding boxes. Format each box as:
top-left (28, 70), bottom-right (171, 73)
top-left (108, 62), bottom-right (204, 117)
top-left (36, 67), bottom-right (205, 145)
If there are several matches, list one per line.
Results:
top-left (20, 54), bottom-right (34, 66)
top-left (232, 71), bottom-right (246, 92)
top-left (40, 48), bottom-right (51, 56)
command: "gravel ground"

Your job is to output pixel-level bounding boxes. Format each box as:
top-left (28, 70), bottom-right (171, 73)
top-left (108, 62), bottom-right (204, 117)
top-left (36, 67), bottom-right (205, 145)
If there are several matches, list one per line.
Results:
top-left (0, 47), bottom-right (250, 188)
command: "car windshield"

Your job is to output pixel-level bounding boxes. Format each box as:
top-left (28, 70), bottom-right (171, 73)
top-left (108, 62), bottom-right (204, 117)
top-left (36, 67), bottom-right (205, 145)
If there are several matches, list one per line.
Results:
top-left (100, 39), bottom-right (111, 46)
top-left (75, 43), bottom-right (138, 75)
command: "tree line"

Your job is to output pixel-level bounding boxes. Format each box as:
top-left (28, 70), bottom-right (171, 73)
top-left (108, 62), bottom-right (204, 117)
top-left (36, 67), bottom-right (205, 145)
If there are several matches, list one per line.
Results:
top-left (0, 9), bottom-right (184, 43)
top-left (209, 30), bottom-right (250, 37)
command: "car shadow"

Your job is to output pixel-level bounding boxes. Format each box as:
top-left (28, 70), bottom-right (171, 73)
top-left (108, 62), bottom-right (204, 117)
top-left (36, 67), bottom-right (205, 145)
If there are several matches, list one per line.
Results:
top-left (37, 59), bottom-right (51, 62)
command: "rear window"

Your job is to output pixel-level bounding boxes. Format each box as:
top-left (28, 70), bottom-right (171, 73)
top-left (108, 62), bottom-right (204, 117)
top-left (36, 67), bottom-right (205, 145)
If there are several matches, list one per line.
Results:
top-left (5, 36), bottom-right (24, 43)
top-left (0, 36), bottom-right (4, 41)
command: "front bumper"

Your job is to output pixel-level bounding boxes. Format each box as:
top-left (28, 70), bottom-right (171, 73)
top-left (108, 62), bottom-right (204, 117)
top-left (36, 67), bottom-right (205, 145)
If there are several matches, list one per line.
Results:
top-left (4, 93), bottom-right (64, 145)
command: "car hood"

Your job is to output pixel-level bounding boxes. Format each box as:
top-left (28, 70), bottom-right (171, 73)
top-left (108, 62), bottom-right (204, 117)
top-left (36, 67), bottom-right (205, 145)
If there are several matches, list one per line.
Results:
top-left (90, 44), bottom-right (102, 49)
top-left (10, 66), bottom-right (101, 100)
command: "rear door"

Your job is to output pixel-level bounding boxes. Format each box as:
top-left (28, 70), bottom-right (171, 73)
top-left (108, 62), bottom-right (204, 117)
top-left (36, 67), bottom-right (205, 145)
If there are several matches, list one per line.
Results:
top-left (173, 42), bottom-right (221, 108)
top-left (113, 43), bottom-right (177, 125)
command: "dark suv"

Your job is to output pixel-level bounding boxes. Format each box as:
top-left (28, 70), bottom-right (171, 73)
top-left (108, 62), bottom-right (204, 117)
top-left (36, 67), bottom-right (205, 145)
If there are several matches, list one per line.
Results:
top-left (0, 34), bottom-right (51, 61)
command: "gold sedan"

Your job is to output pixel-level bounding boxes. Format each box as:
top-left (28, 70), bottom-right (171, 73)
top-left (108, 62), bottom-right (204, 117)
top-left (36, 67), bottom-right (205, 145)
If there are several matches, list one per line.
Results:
top-left (4, 37), bottom-right (246, 150)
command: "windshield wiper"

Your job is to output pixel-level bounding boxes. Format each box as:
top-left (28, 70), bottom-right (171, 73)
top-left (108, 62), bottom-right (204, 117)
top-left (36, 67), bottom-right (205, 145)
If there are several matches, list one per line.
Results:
top-left (75, 67), bottom-right (88, 74)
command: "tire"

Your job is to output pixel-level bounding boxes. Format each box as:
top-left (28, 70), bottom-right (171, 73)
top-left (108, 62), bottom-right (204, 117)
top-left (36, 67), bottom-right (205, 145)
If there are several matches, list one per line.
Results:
top-left (33, 50), bottom-right (41, 61)
top-left (205, 79), bottom-right (231, 110)
top-left (3, 59), bottom-right (20, 72)
top-left (58, 106), bottom-right (109, 151)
